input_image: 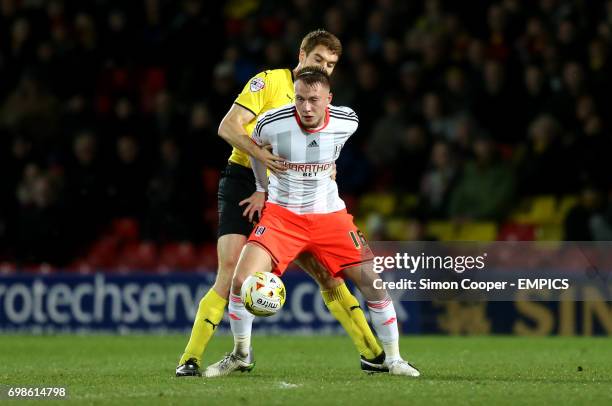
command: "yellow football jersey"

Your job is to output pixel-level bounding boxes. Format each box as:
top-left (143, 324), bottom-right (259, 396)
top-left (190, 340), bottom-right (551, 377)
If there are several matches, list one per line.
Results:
top-left (229, 69), bottom-right (294, 167)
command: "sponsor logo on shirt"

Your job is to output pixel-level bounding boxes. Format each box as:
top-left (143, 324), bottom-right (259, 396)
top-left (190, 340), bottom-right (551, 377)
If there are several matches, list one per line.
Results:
top-left (279, 161), bottom-right (334, 178)
top-left (282, 161), bottom-right (333, 173)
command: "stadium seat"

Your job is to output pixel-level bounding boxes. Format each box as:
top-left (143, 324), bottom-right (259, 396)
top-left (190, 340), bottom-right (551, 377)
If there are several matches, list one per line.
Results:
top-left (68, 259), bottom-right (94, 274)
top-left (497, 223), bottom-right (536, 241)
top-left (141, 68), bottom-right (166, 94)
top-left (202, 168), bottom-right (220, 196)
top-left (425, 221), bottom-right (454, 241)
top-left (86, 236), bottom-right (120, 269)
top-left (426, 221), bottom-right (497, 241)
top-left (117, 241), bottom-right (158, 270)
top-left (21, 263), bottom-right (55, 274)
top-left (397, 194), bottom-right (419, 214)
top-left (536, 224), bottom-right (563, 241)
top-left (383, 218), bottom-right (423, 241)
top-left (197, 243), bottom-right (218, 270)
top-left (0, 262), bottom-right (17, 274)
top-left (455, 222), bottom-right (497, 241)
top-left (159, 242), bottom-right (197, 270)
top-left (531, 196), bottom-right (558, 224)
top-left (111, 218), bottom-right (140, 242)
top-left (359, 193), bottom-right (396, 217)
top-left (111, 67), bottom-right (130, 90)
top-left (386, 218), bottom-right (410, 240)
top-left (511, 195), bottom-right (557, 225)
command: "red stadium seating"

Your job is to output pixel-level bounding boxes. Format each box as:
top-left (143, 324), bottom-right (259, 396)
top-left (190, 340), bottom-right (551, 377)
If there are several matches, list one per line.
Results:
top-left (202, 168), bottom-right (220, 196)
top-left (497, 223), bottom-right (536, 241)
top-left (85, 236), bottom-right (120, 269)
top-left (197, 243), bottom-right (217, 270)
top-left (159, 242), bottom-right (197, 270)
top-left (117, 241), bottom-right (158, 270)
top-left (110, 218), bottom-right (140, 242)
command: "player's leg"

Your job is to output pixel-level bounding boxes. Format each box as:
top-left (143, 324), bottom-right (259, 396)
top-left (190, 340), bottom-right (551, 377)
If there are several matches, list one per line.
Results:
top-left (176, 163), bottom-right (254, 377)
top-left (294, 253), bottom-right (384, 361)
top-left (176, 234), bottom-right (244, 376)
top-left (204, 243), bottom-right (274, 378)
top-left (342, 264), bottom-right (420, 377)
top-left (229, 243), bottom-right (273, 356)
top-left (205, 203), bottom-right (306, 377)
top-left (311, 210), bottom-right (418, 376)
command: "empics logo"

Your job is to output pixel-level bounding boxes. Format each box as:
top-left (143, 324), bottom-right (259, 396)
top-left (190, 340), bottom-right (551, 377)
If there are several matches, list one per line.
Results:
top-left (254, 226), bottom-right (267, 236)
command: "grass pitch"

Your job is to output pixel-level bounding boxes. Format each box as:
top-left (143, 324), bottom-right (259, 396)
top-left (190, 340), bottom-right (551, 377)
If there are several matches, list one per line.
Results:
top-left (0, 335), bottom-right (611, 405)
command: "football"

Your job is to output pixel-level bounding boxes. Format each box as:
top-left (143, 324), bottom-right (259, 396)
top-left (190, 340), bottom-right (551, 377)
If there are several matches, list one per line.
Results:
top-left (241, 272), bottom-right (286, 317)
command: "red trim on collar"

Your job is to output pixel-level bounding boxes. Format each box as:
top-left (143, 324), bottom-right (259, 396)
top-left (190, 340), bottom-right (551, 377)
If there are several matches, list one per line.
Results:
top-left (294, 107), bottom-right (330, 133)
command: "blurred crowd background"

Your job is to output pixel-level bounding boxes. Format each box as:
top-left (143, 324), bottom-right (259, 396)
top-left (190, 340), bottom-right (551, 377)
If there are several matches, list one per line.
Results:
top-left (1, 0), bottom-right (612, 269)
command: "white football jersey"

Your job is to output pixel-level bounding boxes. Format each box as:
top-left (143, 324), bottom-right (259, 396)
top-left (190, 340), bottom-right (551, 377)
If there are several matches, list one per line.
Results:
top-left (251, 104), bottom-right (358, 214)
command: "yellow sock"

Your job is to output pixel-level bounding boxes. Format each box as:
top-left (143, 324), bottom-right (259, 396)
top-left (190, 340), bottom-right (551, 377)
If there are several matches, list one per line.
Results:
top-left (179, 289), bottom-right (227, 366)
top-left (321, 283), bottom-right (383, 360)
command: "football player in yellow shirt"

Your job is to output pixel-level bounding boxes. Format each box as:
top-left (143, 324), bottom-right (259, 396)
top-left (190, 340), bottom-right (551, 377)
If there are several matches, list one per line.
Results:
top-left (176, 30), bottom-right (386, 378)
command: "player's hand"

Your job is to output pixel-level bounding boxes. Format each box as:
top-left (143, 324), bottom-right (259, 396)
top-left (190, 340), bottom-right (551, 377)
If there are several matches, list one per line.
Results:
top-left (239, 191), bottom-right (266, 223)
top-left (256, 145), bottom-right (286, 174)
top-left (331, 163), bottom-right (337, 181)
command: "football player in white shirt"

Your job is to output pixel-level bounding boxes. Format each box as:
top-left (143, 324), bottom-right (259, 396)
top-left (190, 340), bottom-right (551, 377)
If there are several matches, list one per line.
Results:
top-left (232, 66), bottom-right (420, 377)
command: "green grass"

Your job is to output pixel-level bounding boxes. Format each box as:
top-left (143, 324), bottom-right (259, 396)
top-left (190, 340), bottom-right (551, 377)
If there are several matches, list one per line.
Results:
top-left (0, 335), bottom-right (611, 405)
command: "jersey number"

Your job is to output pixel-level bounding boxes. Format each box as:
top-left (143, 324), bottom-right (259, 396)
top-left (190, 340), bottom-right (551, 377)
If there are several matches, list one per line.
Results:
top-left (349, 230), bottom-right (368, 249)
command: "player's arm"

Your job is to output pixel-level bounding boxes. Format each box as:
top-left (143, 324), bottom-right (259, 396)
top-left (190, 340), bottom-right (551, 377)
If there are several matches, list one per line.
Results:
top-left (239, 118), bottom-right (270, 222)
top-left (242, 152), bottom-right (269, 222)
top-left (239, 160), bottom-right (268, 222)
top-left (217, 103), bottom-right (261, 159)
top-left (218, 72), bottom-right (286, 173)
top-left (249, 154), bottom-right (269, 194)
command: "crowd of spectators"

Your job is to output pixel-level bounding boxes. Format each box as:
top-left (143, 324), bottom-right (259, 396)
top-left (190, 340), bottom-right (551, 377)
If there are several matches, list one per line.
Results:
top-left (1, 0), bottom-right (612, 265)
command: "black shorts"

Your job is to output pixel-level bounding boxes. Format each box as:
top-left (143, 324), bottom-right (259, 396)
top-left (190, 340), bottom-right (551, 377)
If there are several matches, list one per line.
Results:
top-left (217, 162), bottom-right (257, 238)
